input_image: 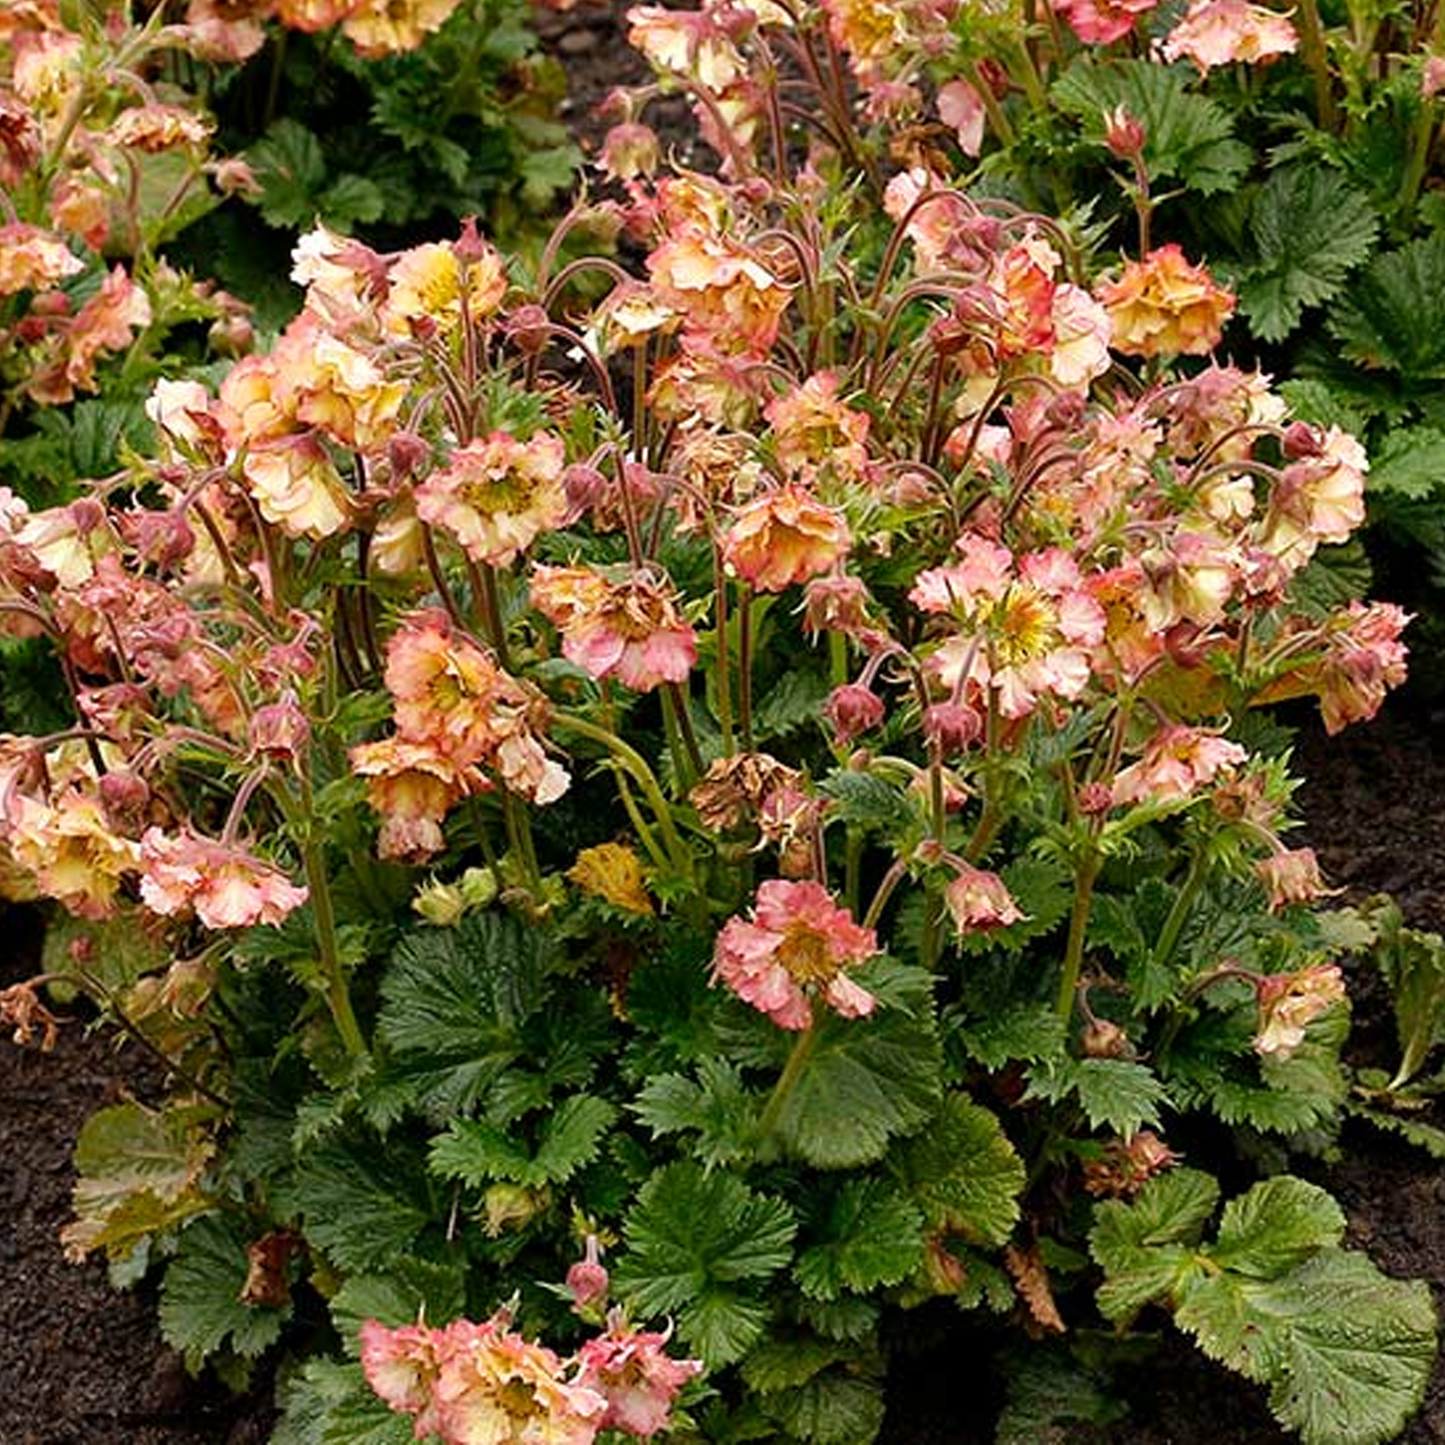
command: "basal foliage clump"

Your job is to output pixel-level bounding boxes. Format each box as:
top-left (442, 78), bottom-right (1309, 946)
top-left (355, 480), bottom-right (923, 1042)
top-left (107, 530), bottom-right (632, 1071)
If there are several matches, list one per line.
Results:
top-left (0, 4), bottom-right (1438, 1444)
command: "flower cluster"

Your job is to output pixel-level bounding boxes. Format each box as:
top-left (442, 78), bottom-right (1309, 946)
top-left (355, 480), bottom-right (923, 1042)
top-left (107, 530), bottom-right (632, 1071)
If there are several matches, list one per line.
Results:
top-left (359, 1311), bottom-right (700, 1444)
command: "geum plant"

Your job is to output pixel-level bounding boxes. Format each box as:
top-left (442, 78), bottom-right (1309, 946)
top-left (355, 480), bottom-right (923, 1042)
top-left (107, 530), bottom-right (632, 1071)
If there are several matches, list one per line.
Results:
top-left (0, 33), bottom-right (1434, 1445)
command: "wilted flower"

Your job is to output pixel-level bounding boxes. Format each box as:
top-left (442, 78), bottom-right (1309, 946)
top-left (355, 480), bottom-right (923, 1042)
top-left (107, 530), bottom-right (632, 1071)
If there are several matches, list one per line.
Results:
top-left (943, 859), bottom-right (1025, 935)
top-left (1256, 847), bottom-right (1334, 911)
top-left (712, 878), bottom-right (878, 1029)
top-left (1253, 964), bottom-right (1346, 1057)
top-left (1082, 1131), bottom-right (1181, 1197)
top-left (0, 222), bottom-right (82, 295)
top-left (568, 842), bottom-right (654, 916)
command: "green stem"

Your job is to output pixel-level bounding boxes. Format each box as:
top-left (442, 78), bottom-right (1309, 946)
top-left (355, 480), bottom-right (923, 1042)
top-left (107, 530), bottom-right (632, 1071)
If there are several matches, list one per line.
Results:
top-left (300, 834), bottom-right (367, 1058)
top-left (1055, 848), bottom-right (1102, 1020)
top-left (756, 1020), bottom-right (819, 1145)
top-left (712, 547), bottom-right (736, 756)
top-left (737, 584), bottom-right (755, 753)
top-left (1294, 0), bottom-right (1337, 131)
top-left (1153, 847), bottom-right (1211, 972)
top-left (553, 713), bottom-right (693, 884)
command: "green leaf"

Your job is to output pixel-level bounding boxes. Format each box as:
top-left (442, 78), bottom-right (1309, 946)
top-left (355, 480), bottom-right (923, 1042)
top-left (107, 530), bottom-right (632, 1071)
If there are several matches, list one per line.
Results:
top-left (428, 1095), bottom-right (616, 1188)
top-left (951, 1003), bottom-right (1066, 1070)
top-left (1236, 166), bottom-right (1378, 342)
top-left (817, 770), bottom-right (918, 838)
top-left (771, 1004), bottom-right (943, 1168)
top-left (318, 173), bottom-right (388, 228)
top-left (1177, 1252), bottom-right (1436, 1445)
top-left (1330, 233), bottom-right (1445, 380)
top-left (761, 1370), bottom-right (887, 1445)
top-left (614, 1162), bottom-right (796, 1367)
top-left (795, 1179), bottom-right (926, 1301)
top-left (1051, 59), bottom-right (1250, 195)
top-left (246, 118), bottom-right (328, 230)
top-left (1346, 1102), bottom-right (1445, 1160)
top-left (895, 1094), bottom-right (1025, 1248)
top-left (1024, 1056), bottom-right (1167, 1136)
top-left (1369, 911), bottom-right (1445, 1088)
top-left (753, 666), bottom-right (831, 739)
top-left (1089, 1168), bottom-right (1220, 1323)
top-left (996, 1351), bottom-right (1128, 1445)
top-left (273, 1357), bottom-right (415, 1445)
top-left (1363, 425), bottom-right (1445, 503)
top-left (277, 1134), bottom-right (434, 1272)
top-left (159, 1215), bottom-right (290, 1371)
top-left (741, 1336), bottom-right (852, 1392)
top-left (328, 1259), bottom-right (468, 1354)
top-left (631, 1057), bottom-right (759, 1168)
top-left (373, 913), bottom-right (550, 1120)
top-left (1209, 1177), bottom-right (1346, 1277)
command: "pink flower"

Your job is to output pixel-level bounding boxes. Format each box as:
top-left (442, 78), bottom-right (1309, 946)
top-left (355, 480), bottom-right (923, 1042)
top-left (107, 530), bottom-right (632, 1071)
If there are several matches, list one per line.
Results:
top-left (1111, 725), bottom-right (1248, 807)
top-left (1314, 601), bottom-right (1411, 735)
top-left (1162, 0), bottom-right (1298, 71)
top-left (823, 683), bottom-right (886, 744)
top-left (138, 827), bottom-right (308, 929)
top-left (712, 879), bottom-right (878, 1030)
top-left (349, 738), bottom-right (485, 861)
top-left (530, 564), bottom-right (697, 692)
top-left (1055, 0), bottom-right (1160, 45)
top-left (575, 1319), bottom-right (703, 1438)
top-left (1256, 426), bottom-right (1367, 570)
top-left (937, 78), bottom-right (986, 155)
top-left (764, 371), bottom-right (872, 481)
top-left (943, 861), bottom-right (1025, 935)
top-left (565, 1236), bottom-right (610, 1313)
top-left (915, 540), bottom-right (1105, 720)
top-left (721, 485), bottom-right (851, 592)
top-left (416, 431), bottom-right (569, 567)
top-left (359, 1320), bottom-right (451, 1438)
top-left (1253, 964), bottom-right (1346, 1058)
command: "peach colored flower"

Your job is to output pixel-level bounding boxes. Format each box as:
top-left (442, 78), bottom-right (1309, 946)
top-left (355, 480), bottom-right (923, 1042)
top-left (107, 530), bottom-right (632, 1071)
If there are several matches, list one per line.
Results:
top-left (242, 435), bottom-right (353, 539)
top-left (416, 431), bottom-right (569, 567)
top-left (1313, 601), bottom-right (1411, 735)
top-left (712, 878), bottom-right (878, 1030)
top-left (349, 738), bottom-right (484, 861)
top-left (1162, 0), bottom-right (1297, 71)
top-left (530, 564), bottom-right (697, 692)
top-left (26, 266), bottom-right (152, 405)
top-left (104, 104), bottom-right (213, 152)
top-left (722, 484), bottom-right (851, 592)
top-left (1256, 426), bottom-right (1367, 570)
top-left (1111, 725), bottom-right (1248, 807)
top-left (0, 221), bottom-right (81, 295)
top-left (647, 226), bottom-right (792, 358)
top-left (628, 4), bottom-right (748, 90)
top-left (274, 0), bottom-right (353, 30)
top-left (943, 861), bottom-right (1025, 935)
top-left (139, 827), bottom-right (308, 929)
top-left (342, 0), bottom-right (464, 55)
top-left (359, 1320), bottom-right (450, 1437)
top-left (575, 1320), bottom-right (703, 1438)
top-left (1096, 245), bottom-right (1234, 359)
top-left (764, 371), bottom-right (872, 481)
top-left (1254, 964), bottom-right (1345, 1058)
top-left (1138, 529), bottom-right (1243, 630)
top-left (275, 319), bottom-right (406, 451)
top-left (381, 232), bottom-right (509, 336)
top-left (5, 790), bottom-right (140, 919)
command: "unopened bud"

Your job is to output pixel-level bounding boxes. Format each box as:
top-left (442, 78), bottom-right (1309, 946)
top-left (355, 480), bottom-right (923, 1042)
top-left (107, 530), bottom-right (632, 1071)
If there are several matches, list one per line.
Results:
top-left (1103, 105), bottom-right (1146, 159)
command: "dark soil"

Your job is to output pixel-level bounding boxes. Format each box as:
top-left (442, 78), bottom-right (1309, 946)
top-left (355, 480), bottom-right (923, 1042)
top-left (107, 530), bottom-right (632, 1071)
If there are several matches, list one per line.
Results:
top-left (3, 6), bottom-right (1444, 1442)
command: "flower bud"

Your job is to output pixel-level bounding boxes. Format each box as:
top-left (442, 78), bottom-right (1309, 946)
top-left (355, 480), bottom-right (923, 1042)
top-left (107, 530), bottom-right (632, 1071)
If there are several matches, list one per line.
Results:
top-left (823, 683), bottom-right (885, 745)
top-left (1104, 104), bottom-right (1146, 159)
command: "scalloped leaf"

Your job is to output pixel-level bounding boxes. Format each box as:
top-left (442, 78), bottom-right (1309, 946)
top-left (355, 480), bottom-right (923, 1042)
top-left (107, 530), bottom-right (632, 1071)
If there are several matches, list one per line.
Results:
top-left (1329, 233), bottom-right (1445, 380)
top-left (328, 1258), bottom-right (468, 1355)
top-left (1208, 1177), bottom-right (1346, 1278)
top-left (428, 1094), bottom-right (616, 1188)
top-left (895, 1094), bottom-right (1025, 1248)
top-left (1236, 166), bottom-right (1378, 342)
top-left (1024, 1056), bottom-right (1167, 1136)
top-left (771, 1003), bottom-right (943, 1168)
top-left (158, 1215), bottom-right (290, 1371)
top-left (631, 1057), bottom-right (759, 1168)
top-left (273, 1357), bottom-right (415, 1445)
top-left (795, 1179), bottom-right (927, 1300)
top-left (614, 1163), bottom-right (796, 1367)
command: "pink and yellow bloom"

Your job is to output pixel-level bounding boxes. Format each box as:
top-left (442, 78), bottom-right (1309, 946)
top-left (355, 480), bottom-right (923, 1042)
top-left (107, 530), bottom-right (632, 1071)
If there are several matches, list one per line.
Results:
top-left (1162, 0), bottom-right (1298, 71)
top-left (1054, 0), bottom-right (1160, 45)
top-left (530, 564), bottom-right (697, 692)
top-left (416, 431), bottom-right (569, 567)
top-left (1111, 725), bottom-right (1248, 807)
top-left (712, 878), bottom-right (878, 1030)
top-left (575, 1320), bottom-right (703, 1438)
top-left (721, 485), bottom-right (851, 592)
